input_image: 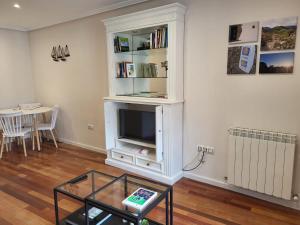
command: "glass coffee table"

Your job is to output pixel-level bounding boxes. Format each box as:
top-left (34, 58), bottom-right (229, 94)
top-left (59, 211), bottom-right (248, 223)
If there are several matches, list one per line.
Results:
top-left (54, 171), bottom-right (173, 225)
top-left (54, 170), bottom-right (116, 225)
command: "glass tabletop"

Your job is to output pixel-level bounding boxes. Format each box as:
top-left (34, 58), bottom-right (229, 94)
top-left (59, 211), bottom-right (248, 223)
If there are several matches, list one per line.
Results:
top-left (86, 174), bottom-right (170, 218)
top-left (55, 170), bottom-right (116, 201)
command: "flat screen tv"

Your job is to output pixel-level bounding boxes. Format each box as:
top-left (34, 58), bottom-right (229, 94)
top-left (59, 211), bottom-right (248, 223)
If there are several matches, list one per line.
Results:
top-left (119, 109), bottom-right (156, 144)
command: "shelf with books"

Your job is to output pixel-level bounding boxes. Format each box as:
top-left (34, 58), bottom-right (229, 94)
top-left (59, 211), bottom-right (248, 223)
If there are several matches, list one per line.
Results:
top-left (114, 25), bottom-right (168, 52)
top-left (111, 23), bottom-right (171, 98)
top-left (114, 48), bottom-right (167, 56)
top-left (116, 60), bottom-right (167, 79)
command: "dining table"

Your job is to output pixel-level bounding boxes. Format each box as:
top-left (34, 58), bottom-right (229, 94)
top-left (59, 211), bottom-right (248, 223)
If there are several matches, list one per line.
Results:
top-left (0, 106), bottom-right (53, 151)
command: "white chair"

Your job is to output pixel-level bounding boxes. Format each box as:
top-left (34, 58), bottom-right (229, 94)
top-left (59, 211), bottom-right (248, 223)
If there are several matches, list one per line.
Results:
top-left (0, 127), bottom-right (9, 152)
top-left (0, 112), bottom-right (32, 158)
top-left (37, 105), bottom-right (59, 148)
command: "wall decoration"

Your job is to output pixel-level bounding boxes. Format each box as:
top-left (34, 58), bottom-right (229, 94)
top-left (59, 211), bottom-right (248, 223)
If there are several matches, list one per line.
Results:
top-left (228, 21), bottom-right (259, 44)
top-left (51, 45), bottom-right (70, 62)
top-left (261, 17), bottom-right (298, 51)
top-left (126, 63), bottom-right (136, 77)
top-left (259, 52), bottom-right (294, 74)
top-left (227, 45), bottom-right (257, 74)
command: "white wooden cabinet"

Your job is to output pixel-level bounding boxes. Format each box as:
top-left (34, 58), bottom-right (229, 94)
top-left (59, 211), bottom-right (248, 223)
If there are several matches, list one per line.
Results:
top-left (103, 3), bottom-right (185, 184)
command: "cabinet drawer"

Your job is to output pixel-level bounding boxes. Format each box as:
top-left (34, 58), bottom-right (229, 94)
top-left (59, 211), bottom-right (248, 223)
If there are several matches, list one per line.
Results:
top-left (136, 157), bottom-right (162, 173)
top-left (112, 150), bottom-right (134, 164)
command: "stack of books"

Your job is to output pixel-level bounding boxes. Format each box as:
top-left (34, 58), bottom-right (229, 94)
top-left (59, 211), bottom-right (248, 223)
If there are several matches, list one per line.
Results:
top-left (116, 62), bottom-right (131, 78)
top-left (141, 63), bottom-right (158, 77)
top-left (122, 188), bottom-right (158, 211)
top-left (149, 27), bottom-right (168, 49)
top-left (114, 36), bottom-right (129, 52)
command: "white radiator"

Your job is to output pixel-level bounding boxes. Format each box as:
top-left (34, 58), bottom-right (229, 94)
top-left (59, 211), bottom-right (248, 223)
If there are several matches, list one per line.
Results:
top-left (227, 127), bottom-right (296, 200)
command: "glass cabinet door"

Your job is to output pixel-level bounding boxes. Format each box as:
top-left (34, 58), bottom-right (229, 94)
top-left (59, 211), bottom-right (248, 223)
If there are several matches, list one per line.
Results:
top-left (113, 25), bottom-right (168, 99)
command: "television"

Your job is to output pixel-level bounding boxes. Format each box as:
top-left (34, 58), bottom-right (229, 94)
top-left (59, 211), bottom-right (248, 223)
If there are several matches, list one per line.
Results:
top-left (119, 109), bottom-right (156, 144)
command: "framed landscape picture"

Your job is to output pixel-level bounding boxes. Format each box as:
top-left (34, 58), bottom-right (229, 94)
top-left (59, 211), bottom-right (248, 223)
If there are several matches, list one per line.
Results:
top-left (259, 52), bottom-right (295, 74)
top-left (261, 17), bottom-right (298, 51)
top-left (227, 45), bottom-right (257, 75)
top-left (228, 21), bottom-right (259, 44)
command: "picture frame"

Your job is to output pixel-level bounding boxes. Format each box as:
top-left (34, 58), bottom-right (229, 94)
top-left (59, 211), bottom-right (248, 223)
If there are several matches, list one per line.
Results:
top-left (259, 52), bottom-right (295, 74)
top-left (227, 45), bottom-right (257, 75)
top-left (261, 16), bottom-right (298, 51)
top-left (228, 21), bottom-right (259, 44)
top-left (126, 63), bottom-right (136, 78)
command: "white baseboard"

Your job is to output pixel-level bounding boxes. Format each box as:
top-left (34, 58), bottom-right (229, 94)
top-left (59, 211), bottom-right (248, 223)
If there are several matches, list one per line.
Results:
top-left (58, 137), bottom-right (107, 155)
top-left (50, 138), bottom-right (300, 210)
top-left (106, 158), bottom-right (183, 185)
top-left (184, 172), bottom-right (300, 210)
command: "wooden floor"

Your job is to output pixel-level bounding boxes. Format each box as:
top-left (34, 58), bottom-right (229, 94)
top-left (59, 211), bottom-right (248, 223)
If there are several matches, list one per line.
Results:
top-left (0, 141), bottom-right (300, 225)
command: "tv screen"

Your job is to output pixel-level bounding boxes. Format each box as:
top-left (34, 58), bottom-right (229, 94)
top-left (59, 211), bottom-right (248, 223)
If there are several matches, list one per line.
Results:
top-left (119, 109), bottom-right (156, 144)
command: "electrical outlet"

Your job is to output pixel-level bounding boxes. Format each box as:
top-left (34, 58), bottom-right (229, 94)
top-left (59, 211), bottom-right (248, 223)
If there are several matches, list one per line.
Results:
top-left (197, 145), bottom-right (214, 154)
top-left (197, 145), bottom-right (203, 152)
top-left (207, 146), bottom-right (214, 154)
top-left (88, 124), bottom-right (94, 130)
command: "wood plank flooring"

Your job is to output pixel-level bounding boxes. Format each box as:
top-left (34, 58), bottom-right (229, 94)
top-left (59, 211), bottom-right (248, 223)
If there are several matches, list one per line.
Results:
top-left (0, 141), bottom-right (300, 225)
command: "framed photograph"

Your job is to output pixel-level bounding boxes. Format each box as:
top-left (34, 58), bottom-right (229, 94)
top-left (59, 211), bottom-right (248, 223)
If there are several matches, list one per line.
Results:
top-left (261, 17), bottom-right (298, 51)
top-left (227, 45), bottom-right (257, 74)
top-left (229, 21), bottom-right (259, 44)
top-left (126, 63), bottom-right (136, 77)
top-left (259, 52), bottom-right (295, 74)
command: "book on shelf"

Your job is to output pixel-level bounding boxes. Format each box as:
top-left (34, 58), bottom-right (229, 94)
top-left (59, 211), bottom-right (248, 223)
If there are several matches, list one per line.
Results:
top-left (114, 36), bottom-right (129, 52)
top-left (116, 61), bottom-right (133, 78)
top-left (149, 27), bottom-right (168, 49)
top-left (141, 63), bottom-right (158, 78)
top-left (122, 188), bottom-right (158, 211)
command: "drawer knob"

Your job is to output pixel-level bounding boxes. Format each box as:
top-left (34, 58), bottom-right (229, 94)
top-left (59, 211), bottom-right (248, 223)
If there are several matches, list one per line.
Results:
top-left (146, 163), bottom-right (150, 166)
top-left (120, 155), bottom-right (124, 159)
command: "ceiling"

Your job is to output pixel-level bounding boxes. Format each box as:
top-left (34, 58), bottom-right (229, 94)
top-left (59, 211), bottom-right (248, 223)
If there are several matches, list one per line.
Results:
top-left (0, 0), bottom-right (148, 31)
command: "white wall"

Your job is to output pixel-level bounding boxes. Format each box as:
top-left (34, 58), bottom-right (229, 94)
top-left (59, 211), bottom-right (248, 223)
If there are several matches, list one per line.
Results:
top-left (28, 1), bottom-right (165, 151)
top-left (28, 0), bottom-right (300, 207)
top-left (0, 29), bottom-right (34, 108)
top-left (182, 0), bottom-right (300, 208)
top-left (29, 16), bottom-right (109, 151)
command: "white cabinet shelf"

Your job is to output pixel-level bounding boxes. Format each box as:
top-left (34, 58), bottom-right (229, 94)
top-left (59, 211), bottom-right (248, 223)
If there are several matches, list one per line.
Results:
top-left (114, 48), bottom-right (167, 56)
top-left (117, 138), bottom-right (156, 149)
top-left (104, 3), bottom-right (185, 102)
top-left (103, 3), bottom-right (185, 185)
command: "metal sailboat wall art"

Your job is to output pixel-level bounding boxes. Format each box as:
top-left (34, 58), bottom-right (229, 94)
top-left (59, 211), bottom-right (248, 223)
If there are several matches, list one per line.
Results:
top-left (64, 45), bottom-right (70, 57)
top-left (51, 45), bottom-right (70, 62)
top-left (57, 45), bottom-right (62, 59)
top-left (51, 47), bottom-right (59, 62)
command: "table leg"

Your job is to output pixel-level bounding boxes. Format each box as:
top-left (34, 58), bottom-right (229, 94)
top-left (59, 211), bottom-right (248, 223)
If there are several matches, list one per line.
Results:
top-left (42, 113), bottom-right (47, 141)
top-left (32, 127), bottom-right (35, 150)
top-left (54, 190), bottom-right (59, 225)
top-left (166, 192), bottom-right (169, 225)
top-left (170, 187), bottom-right (173, 225)
top-left (33, 116), bottom-right (41, 151)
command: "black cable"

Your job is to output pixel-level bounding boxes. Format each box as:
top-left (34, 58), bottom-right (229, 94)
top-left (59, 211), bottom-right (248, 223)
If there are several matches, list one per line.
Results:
top-left (182, 151), bottom-right (206, 172)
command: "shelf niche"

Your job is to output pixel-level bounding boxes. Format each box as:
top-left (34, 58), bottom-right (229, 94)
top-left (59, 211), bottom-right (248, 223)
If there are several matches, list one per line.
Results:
top-left (113, 25), bottom-right (168, 99)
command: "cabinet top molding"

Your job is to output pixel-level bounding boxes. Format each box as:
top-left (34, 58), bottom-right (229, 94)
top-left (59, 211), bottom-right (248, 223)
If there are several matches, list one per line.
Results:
top-left (103, 3), bottom-right (186, 32)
